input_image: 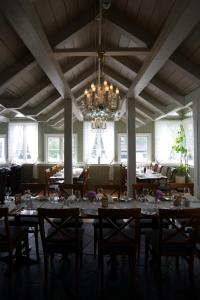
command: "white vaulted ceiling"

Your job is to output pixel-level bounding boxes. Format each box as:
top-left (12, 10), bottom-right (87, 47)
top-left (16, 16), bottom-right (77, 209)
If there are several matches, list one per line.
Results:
top-left (0, 0), bottom-right (199, 129)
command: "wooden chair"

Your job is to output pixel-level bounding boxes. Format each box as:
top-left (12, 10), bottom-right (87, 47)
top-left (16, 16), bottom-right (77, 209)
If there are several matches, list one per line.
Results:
top-left (59, 183), bottom-right (84, 198)
top-left (94, 184), bottom-right (121, 199)
top-left (20, 182), bottom-right (46, 196)
top-left (38, 208), bottom-right (83, 291)
top-left (132, 183), bottom-right (160, 256)
top-left (120, 164), bottom-right (127, 192)
top-left (93, 184), bottom-right (121, 256)
top-left (9, 183), bottom-right (46, 259)
top-left (168, 182), bottom-right (194, 195)
top-left (161, 166), bottom-right (170, 177)
top-left (169, 168), bottom-right (177, 182)
top-left (0, 207), bottom-right (29, 279)
top-left (145, 208), bottom-right (200, 284)
top-left (98, 208), bottom-right (141, 294)
top-left (45, 168), bottom-right (61, 195)
top-left (132, 183), bottom-right (159, 199)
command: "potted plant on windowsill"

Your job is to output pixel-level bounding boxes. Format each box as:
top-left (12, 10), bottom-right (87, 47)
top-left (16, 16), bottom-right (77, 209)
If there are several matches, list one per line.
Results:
top-left (172, 124), bottom-right (188, 183)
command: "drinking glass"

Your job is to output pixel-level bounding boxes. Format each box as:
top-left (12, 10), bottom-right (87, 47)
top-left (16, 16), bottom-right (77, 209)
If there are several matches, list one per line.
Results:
top-left (4, 186), bottom-right (12, 204)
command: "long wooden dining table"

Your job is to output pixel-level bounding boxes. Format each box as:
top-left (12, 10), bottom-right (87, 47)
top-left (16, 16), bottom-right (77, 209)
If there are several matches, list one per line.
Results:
top-left (5, 193), bottom-right (200, 219)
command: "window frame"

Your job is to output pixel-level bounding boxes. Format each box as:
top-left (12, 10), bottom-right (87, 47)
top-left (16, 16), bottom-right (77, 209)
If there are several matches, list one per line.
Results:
top-left (8, 122), bottom-right (38, 164)
top-left (118, 133), bottom-right (152, 164)
top-left (83, 121), bottom-right (114, 164)
top-left (0, 134), bottom-right (6, 163)
top-left (44, 133), bottom-right (77, 164)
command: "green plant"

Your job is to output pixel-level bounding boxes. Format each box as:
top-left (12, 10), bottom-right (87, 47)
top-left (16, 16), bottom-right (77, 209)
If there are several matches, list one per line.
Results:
top-left (172, 124), bottom-right (188, 177)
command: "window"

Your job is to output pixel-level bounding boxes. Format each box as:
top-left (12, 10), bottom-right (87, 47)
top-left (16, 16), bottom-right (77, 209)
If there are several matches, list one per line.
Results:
top-left (0, 135), bottom-right (6, 163)
top-left (155, 120), bottom-right (181, 164)
top-left (8, 123), bottom-right (38, 163)
top-left (84, 122), bottom-right (114, 164)
top-left (118, 133), bottom-right (151, 164)
top-left (183, 117), bottom-right (194, 165)
top-left (155, 120), bottom-right (193, 165)
top-left (45, 134), bottom-right (77, 163)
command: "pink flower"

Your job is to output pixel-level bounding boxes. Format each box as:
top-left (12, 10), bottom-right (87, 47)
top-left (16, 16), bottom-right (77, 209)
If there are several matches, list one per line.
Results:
top-left (87, 191), bottom-right (96, 199)
top-left (155, 189), bottom-right (163, 200)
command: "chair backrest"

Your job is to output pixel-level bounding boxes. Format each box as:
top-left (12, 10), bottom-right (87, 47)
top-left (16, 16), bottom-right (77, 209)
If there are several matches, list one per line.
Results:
top-left (45, 168), bottom-right (53, 185)
top-left (20, 183), bottom-right (46, 196)
top-left (59, 183), bottom-right (84, 198)
top-left (132, 183), bottom-right (159, 199)
top-left (159, 208), bottom-right (200, 252)
top-left (161, 166), bottom-right (169, 177)
top-left (170, 168), bottom-right (177, 182)
top-left (98, 208), bottom-right (141, 253)
top-left (157, 165), bottom-right (163, 173)
top-left (38, 208), bottom-right (80, 252)
top-left (120, 164), bottom-right (127, 191)
top-left (0, 207), bottom-right (10, 250)
top-left (168, 182), bottom-right (194, 195)
top-left (95, 184), bottom-right (121, 199)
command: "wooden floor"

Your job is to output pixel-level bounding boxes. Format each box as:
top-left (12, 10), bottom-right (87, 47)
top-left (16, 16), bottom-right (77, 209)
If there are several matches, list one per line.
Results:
top-left (0, 223), bottom-right (200, 300)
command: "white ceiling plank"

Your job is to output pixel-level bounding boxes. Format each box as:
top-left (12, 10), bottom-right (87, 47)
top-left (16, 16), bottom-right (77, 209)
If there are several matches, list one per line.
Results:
top-left (185, 86), bottom-right (200, 105)
top-left (127, 0), bottom-right (200, 98)
top-left (0, 57), bottom-right (88, 110)
top-left (103, 65), bottom-right (166, 115)
top-left (0, 0), bottom-right (83, 121)
top-left (19, 93), bottom-right (61, 116)
top-left (35, 102), bottom-right (64, 122)
top-left (112, 57), bottom-right (185, 106)
top-left (106, 5), bottom-right (200, 84)
top-left (0, 8), bottom-right (95, 95)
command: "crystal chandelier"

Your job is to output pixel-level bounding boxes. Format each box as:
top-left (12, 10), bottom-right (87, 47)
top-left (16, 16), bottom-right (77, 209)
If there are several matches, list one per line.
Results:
top-left (83, 0), bottom-right (120, 119)
top-left (84, 79), bottom-right (120, 112)
top-left (91, 116), bottom-right (106, 130)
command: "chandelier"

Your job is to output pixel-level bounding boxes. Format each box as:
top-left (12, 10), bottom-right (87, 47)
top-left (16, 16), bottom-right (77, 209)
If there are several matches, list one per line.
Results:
top-left (83, 0), bottom-right (120, 119)
top-left (84, 79), bottom-right (119, 112)
top-left (91, 116), bottom-right (106, 130)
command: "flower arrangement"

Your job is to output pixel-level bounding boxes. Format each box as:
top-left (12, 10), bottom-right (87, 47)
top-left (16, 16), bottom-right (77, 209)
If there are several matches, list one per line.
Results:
top-left (155, 189), bottom-right (163, 201)
top-left (87, 191), bottom-right (96, 199)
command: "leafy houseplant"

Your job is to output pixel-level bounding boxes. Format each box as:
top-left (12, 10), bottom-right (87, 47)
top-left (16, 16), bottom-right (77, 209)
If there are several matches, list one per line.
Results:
top-left (172, 124), bottom-right (188, 182)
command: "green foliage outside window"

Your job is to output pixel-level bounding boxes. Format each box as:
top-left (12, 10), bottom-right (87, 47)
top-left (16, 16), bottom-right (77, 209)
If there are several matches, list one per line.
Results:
top-left (172, 124), bottom-right (188, 176)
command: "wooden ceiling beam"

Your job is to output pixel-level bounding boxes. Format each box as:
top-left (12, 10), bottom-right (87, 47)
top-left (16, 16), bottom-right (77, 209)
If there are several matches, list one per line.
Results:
top-left (0, 57), bottom-right (87, 110)
top-left (0, 0), bottom-right (84, 121)
top-left (0, 7), bottom-right (95, 94)
top-left (127, 0), bottom-right (200, 98)
top-left (103, 65), bottom-right (166, 114)
top-left (105, 5), bottom-right (200, 84)
top-left (48, 113), bottom-right (64, 126)
top-left (112, 57), bottom-right (185, 106)
top-left (0, 55), bottom-right (37, 95)
top-left (19, 93), bottom-right (61, 116)
top-left (35, 102), bottom-right (64, 122)
top-left (54, 47), bottom-right (149, 57)
top-left (70, 69), bottom-right (97, 92)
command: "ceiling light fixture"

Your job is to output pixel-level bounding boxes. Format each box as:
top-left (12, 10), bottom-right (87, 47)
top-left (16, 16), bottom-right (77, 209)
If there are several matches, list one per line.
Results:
top-left (84, 0), bottom-right (120, 121)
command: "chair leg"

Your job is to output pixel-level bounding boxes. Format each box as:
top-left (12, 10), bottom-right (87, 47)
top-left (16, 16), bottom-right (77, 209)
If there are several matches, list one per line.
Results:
top-left (8, 250), bottom-right (13, 281)
top-left (24, 233), bottom-right (30, 260)
top-left (44, 254), bottom-right (48, 291)
top-left (34, 226), bottom-right (39, 258)
top-left (94, 226), bottom-right (97, 257)
top-left (138, 233), bottom-right (141, 258)
top-left (189, 255), bottom-right (194, 285)
top-left (75, 253), bottom-right (79, 292)
top-left (145, 237), bottom-right (149, 266)
top-left (100, 256), bottom-right (104, 295)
